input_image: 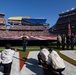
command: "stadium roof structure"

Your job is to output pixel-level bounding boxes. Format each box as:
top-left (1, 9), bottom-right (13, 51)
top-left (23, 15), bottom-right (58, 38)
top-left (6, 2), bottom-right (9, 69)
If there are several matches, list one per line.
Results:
top-left (8, 16), bottom-right (23, 20)
top-left (0, 13), bottom-right (5, 16)
top-left (59, 8), bottom-right (76, 16)
top-left (8, 16), bottom-right (47, 24)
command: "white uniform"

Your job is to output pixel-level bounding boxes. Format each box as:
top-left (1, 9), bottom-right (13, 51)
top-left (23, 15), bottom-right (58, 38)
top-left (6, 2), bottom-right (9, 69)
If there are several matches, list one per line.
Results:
top-left (39, 48), bottom-right (50, 62)
top-left (1, 49), bottom-right (15, 64)
top-left (47, 50), bottom-right (65, 69)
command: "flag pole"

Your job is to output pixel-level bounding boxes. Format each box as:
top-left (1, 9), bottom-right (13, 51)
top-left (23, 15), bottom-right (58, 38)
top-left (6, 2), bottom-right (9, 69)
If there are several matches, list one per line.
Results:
top-left (67, 19), bottom-right (71, 36)
top-left (68, 23), bottom-right (71, 36)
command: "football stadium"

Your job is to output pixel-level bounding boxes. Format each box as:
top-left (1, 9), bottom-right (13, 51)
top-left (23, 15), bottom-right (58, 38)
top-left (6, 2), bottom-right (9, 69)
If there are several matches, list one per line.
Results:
top-left (0, 8), bottom-right (76, 75)
top-left (50, 8), bottom-right (76, 35)
top-left (0, 14), bottom-right (56, 46)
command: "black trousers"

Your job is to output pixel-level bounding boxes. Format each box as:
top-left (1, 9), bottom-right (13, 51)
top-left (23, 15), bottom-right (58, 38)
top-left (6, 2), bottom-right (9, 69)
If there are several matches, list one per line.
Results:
top-left (37, 53), bottom-right (46, 65)
top-left (71, 42), bottom-right (74, 50)
top-left (57, 41), bottom-right (60, 48)
top-left (66, 42), bottom-right (70, 50)
top-left (2, 62), bottom-right (12, 75)
top-left (62, 43), bottom-right (65, 50)
top-left (47, 64), bottom-right (65, 75)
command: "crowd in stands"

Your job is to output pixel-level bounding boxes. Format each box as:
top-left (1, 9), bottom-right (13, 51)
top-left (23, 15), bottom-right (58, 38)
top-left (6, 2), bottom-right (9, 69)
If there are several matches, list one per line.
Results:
top-left (0, 13), bottom-right (53, 38)
top-left (56, 13), bottom-right (76, 25)
top-left (0, 15), bottom-right (6, 25)
top-left (0, 26), bottom-right (6, 29)
top-left (10, 25), bottom-right (48, 30)
top-left (0, 19), bottom-right (5, 25)
top-left (0, 24), bottom-right (51, 37)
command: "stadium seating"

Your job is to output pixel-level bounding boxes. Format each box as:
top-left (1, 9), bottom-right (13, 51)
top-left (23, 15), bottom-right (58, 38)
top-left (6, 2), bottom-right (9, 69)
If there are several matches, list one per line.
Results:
top-left (0, 14), bottom-right (53, 37)
top-left (0, 24), bottom-right (51, 37)
top-left (50, 8), bottom-right (76, 35)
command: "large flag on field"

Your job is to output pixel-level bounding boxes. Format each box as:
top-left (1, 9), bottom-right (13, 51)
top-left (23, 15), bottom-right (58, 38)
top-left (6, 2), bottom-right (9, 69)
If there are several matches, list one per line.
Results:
top-left (0, 36), bottom-right (57, 40)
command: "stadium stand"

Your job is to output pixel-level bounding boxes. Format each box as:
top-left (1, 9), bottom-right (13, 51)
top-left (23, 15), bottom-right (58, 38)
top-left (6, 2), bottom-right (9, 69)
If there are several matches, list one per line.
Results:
top-left (49, 8), bottom-right (76, 35)
top-left (0, 13), bottom-right (6, 25)
top-left (0, 16), bottom-right (53, 38)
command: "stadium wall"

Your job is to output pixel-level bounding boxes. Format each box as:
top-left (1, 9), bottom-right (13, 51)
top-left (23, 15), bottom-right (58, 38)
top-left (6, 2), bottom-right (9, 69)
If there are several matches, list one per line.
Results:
top-left (0, 40), bottom-right (56, 46)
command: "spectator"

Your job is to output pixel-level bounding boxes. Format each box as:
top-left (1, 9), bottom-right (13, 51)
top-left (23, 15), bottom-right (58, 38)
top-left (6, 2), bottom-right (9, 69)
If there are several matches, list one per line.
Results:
top-left (46, 48), bottom-right (65, 75)
top-left (57, 34), bottom-right (61, 48)
top-left (22, 33), bottom-right (29, 52)
top-left (1, 43), bottom-right (17, 75)
top-left (37, 46), bottom-right (50, 65)
top-left (70, 33), bottom-right (75, 50)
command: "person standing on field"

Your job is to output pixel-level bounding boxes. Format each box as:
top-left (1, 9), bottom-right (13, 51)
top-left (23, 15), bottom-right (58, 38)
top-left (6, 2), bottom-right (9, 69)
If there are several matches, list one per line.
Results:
top-left (66, 34), bottom-right (71, 50)
top-left (57, 34), bottom-right (61, 48)
top-left (22, 33), bottom-right (29, 52)
top-left (70, 33), bottom-right (75, 50)
top-left (61, 34), bottom-right (66, 50)
top-left (1, 43), bottom-right (16, 75)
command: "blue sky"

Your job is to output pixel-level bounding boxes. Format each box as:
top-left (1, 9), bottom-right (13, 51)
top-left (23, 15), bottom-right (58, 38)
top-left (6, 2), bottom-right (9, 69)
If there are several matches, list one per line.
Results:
top-left (0, 0), bottom-right (76, 27)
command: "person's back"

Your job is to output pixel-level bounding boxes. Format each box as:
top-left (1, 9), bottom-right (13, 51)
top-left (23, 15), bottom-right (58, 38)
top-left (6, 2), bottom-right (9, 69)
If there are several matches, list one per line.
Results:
top-left (38, 46), bottom-right (49, 65)
top-left (40, 48), bottom-right (49, 62)
top-left (47, 48), bottom-right (65, 75)
top-left (1, 49), bottom-right (15, 64)
top-left (49, 50), bottom-right (65, 69)
top-left (1, 44), bottom-right (16, 75)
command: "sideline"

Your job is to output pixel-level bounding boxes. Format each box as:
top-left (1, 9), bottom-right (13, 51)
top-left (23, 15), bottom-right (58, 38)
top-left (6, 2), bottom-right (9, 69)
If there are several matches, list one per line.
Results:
top-left (58, 50), bottom-right (76, 66)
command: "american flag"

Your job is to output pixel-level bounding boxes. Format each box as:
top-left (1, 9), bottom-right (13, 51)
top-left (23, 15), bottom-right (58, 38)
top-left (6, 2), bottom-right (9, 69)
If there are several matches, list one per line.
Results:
top-left (68, 23), bottom-right (71, 36)
top-left (0, 36), bottom-right (57, 40)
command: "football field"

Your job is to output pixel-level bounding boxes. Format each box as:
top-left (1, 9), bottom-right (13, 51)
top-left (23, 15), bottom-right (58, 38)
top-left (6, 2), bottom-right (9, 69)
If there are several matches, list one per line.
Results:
top-left (0, 50), bottom-right (76, 75)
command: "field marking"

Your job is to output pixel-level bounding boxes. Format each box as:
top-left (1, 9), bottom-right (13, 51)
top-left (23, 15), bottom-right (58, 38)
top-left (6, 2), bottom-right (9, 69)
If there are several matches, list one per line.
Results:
top-left (20, 51), bottom-right (76, 75)
top-left (59, 50), bottom-right (76, 66)
top-left (20, 51), bottom-right (44, 75)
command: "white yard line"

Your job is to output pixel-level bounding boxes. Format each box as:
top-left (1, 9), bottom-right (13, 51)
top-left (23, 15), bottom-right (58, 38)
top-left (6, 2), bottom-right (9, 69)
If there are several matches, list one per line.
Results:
top-left (60, 50), bottom-right (76, 61)
top-left (63, 60), bottom-right (76, 75)
top-left (0, 50), bottom-right (76, 75)
top-left (10, 52), bottom-right (20, 75)
top-left (20, 51), bottom-right (44, 75)
top-left (21, 51), bottom-right (76, 75)
top-left (0, 52), bottom-right (20, 75)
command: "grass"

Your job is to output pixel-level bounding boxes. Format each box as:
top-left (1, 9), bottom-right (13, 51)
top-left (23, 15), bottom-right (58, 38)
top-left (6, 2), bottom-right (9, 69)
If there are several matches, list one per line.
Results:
top-left (0, 45), bottom-right (76, 60)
